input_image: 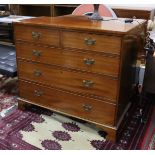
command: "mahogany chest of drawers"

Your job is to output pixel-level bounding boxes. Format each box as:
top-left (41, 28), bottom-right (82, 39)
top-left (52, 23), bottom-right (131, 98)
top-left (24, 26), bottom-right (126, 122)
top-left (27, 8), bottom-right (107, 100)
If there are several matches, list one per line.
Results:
top-left (14, 15), bottom-right (146, 142)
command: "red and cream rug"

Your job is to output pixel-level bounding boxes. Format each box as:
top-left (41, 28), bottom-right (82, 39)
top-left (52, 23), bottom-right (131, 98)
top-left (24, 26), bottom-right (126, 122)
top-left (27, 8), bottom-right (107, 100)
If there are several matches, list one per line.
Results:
top-left (0, 107), bottom-right (120, 150)
top-left (0, 102), bottom-right (153, 150)
top-left (140, 106), bottom-right (155, 149)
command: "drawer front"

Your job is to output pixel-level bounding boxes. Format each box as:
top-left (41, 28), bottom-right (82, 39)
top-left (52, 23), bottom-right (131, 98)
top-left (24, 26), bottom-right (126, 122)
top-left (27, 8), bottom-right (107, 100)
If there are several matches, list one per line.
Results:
top-left (18, 61), bottom-right (118, 101)
top-left (19, 80), bottom-right (116, 126)
top-left (14, 25), bottom-right (59, 46)
top-left (62, 31), bottom-right (121, 54)
top-left (16, 42), bottom-right (120, 77)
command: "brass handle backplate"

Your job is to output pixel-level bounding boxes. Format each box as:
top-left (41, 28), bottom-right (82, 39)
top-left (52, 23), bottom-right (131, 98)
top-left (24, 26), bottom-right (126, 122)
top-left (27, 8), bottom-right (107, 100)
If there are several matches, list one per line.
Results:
top-left (84, 38), bottom-right (96, 45)
top-left (33, 70), bottom-right (42, 77)
top-left (82, 104), bottom-right (92, 111)
top-left (83, 58), bottom-right (95, 65)
top-left (32, 32), bottom-right (41, 40)
top-left (32, 50), bottom-right (42, 57)
top-left (82, 80), bottom-right (94, 88)
top-left (34, 90), bottom-right (43, 97)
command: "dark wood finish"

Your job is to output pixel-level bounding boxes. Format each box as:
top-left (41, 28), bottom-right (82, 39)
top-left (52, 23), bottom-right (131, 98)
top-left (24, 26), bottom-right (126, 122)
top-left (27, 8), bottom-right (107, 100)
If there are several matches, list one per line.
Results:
top-left (14, 15), bottom-right (146, 142)
top-left (19, 5), bottom-right (52, 17)
top-left (52, 4), bottom-right (79, 17)
top-left (10, 4), bottom-right (79, 17)
top-left (18, 99), bottom-right (26, 110)
top-left (19, 80), bottom-right (116, 126)
top-left (0, 23), bottom-right (13, 43)
top-left (11, 5), bottom-right (154, 21)
top-left (111, 6), bottom-right (155, 21)
top-left (18, 60), bottom-right (118, 102)
top-left (10, 4), bottom-right (52, 16)
top-left (116, 34), bottom-right (139, 123)
top-left (16, 42), bottom-right (120, 77)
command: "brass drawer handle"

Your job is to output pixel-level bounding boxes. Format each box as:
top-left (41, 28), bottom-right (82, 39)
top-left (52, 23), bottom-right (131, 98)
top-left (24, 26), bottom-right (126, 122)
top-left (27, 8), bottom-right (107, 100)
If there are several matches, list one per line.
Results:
top-left (32, 50), bottom-right (42, 57)
top-left (34, 90), bottom-right (43, 97)
top-left (83, 58), bottom-right (95, 65)
top-left (32, 32), bottom-right (41, 40)
top-left (82, 104), bottom-right (92, 111)
top-left (82, 80), bottom-right (94, 88)
top-left (84, 38), bottom-right (96, 45)
top-left (33, 70), bottom-right (42, 77)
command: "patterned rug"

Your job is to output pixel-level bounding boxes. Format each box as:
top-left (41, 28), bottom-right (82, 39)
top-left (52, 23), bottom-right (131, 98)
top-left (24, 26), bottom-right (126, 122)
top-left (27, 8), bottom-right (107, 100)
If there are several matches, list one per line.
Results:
top-left (109, 101), bottom-right (153, 150)
top-left (140, 106), bottom-right (155, 149)
top-left (0, 76), bottom-right (154, 150)
top-left (0, 101), bottom-right (153, 150)
top-left (0, 106), bottom-right (121, 150)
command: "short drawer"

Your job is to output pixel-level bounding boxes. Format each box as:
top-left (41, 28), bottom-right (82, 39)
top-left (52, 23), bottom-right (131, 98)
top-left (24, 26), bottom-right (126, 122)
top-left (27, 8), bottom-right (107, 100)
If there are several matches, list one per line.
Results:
top-left (16, 42), bottom-right (120, 77)
top-left (14, 25), bottom-right (59, 46)
top-left (18, 61), bottom-right (118, 101)
top-left (19, 80), bottom-right (116, 126)
top-left (62, 31), bottom-right (121, 54)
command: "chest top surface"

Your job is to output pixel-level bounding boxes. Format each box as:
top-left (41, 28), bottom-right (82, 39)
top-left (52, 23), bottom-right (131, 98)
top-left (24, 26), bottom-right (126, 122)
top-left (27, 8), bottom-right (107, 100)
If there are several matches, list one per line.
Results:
top-left (14, 15), bottom-right (146, 35)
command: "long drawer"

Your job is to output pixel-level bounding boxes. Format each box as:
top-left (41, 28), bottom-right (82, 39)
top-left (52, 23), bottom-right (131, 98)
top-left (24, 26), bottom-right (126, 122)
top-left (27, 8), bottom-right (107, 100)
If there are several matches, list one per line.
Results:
top-left (62, 31), bottom-right (121, 55)
top-left (18, 60), bottom-right (118, 101)
top-left (14, 25), bottom-right (59, 46)
top-left (19, 80), bottom-right (116, 126)
top-left (16, 42), bottom-right (120, 77)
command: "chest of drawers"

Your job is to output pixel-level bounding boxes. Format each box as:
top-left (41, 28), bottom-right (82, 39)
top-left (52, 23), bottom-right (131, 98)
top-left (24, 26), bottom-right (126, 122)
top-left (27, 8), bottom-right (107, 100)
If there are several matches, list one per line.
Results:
top-left (14, 15), bottom-right (146, 142)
